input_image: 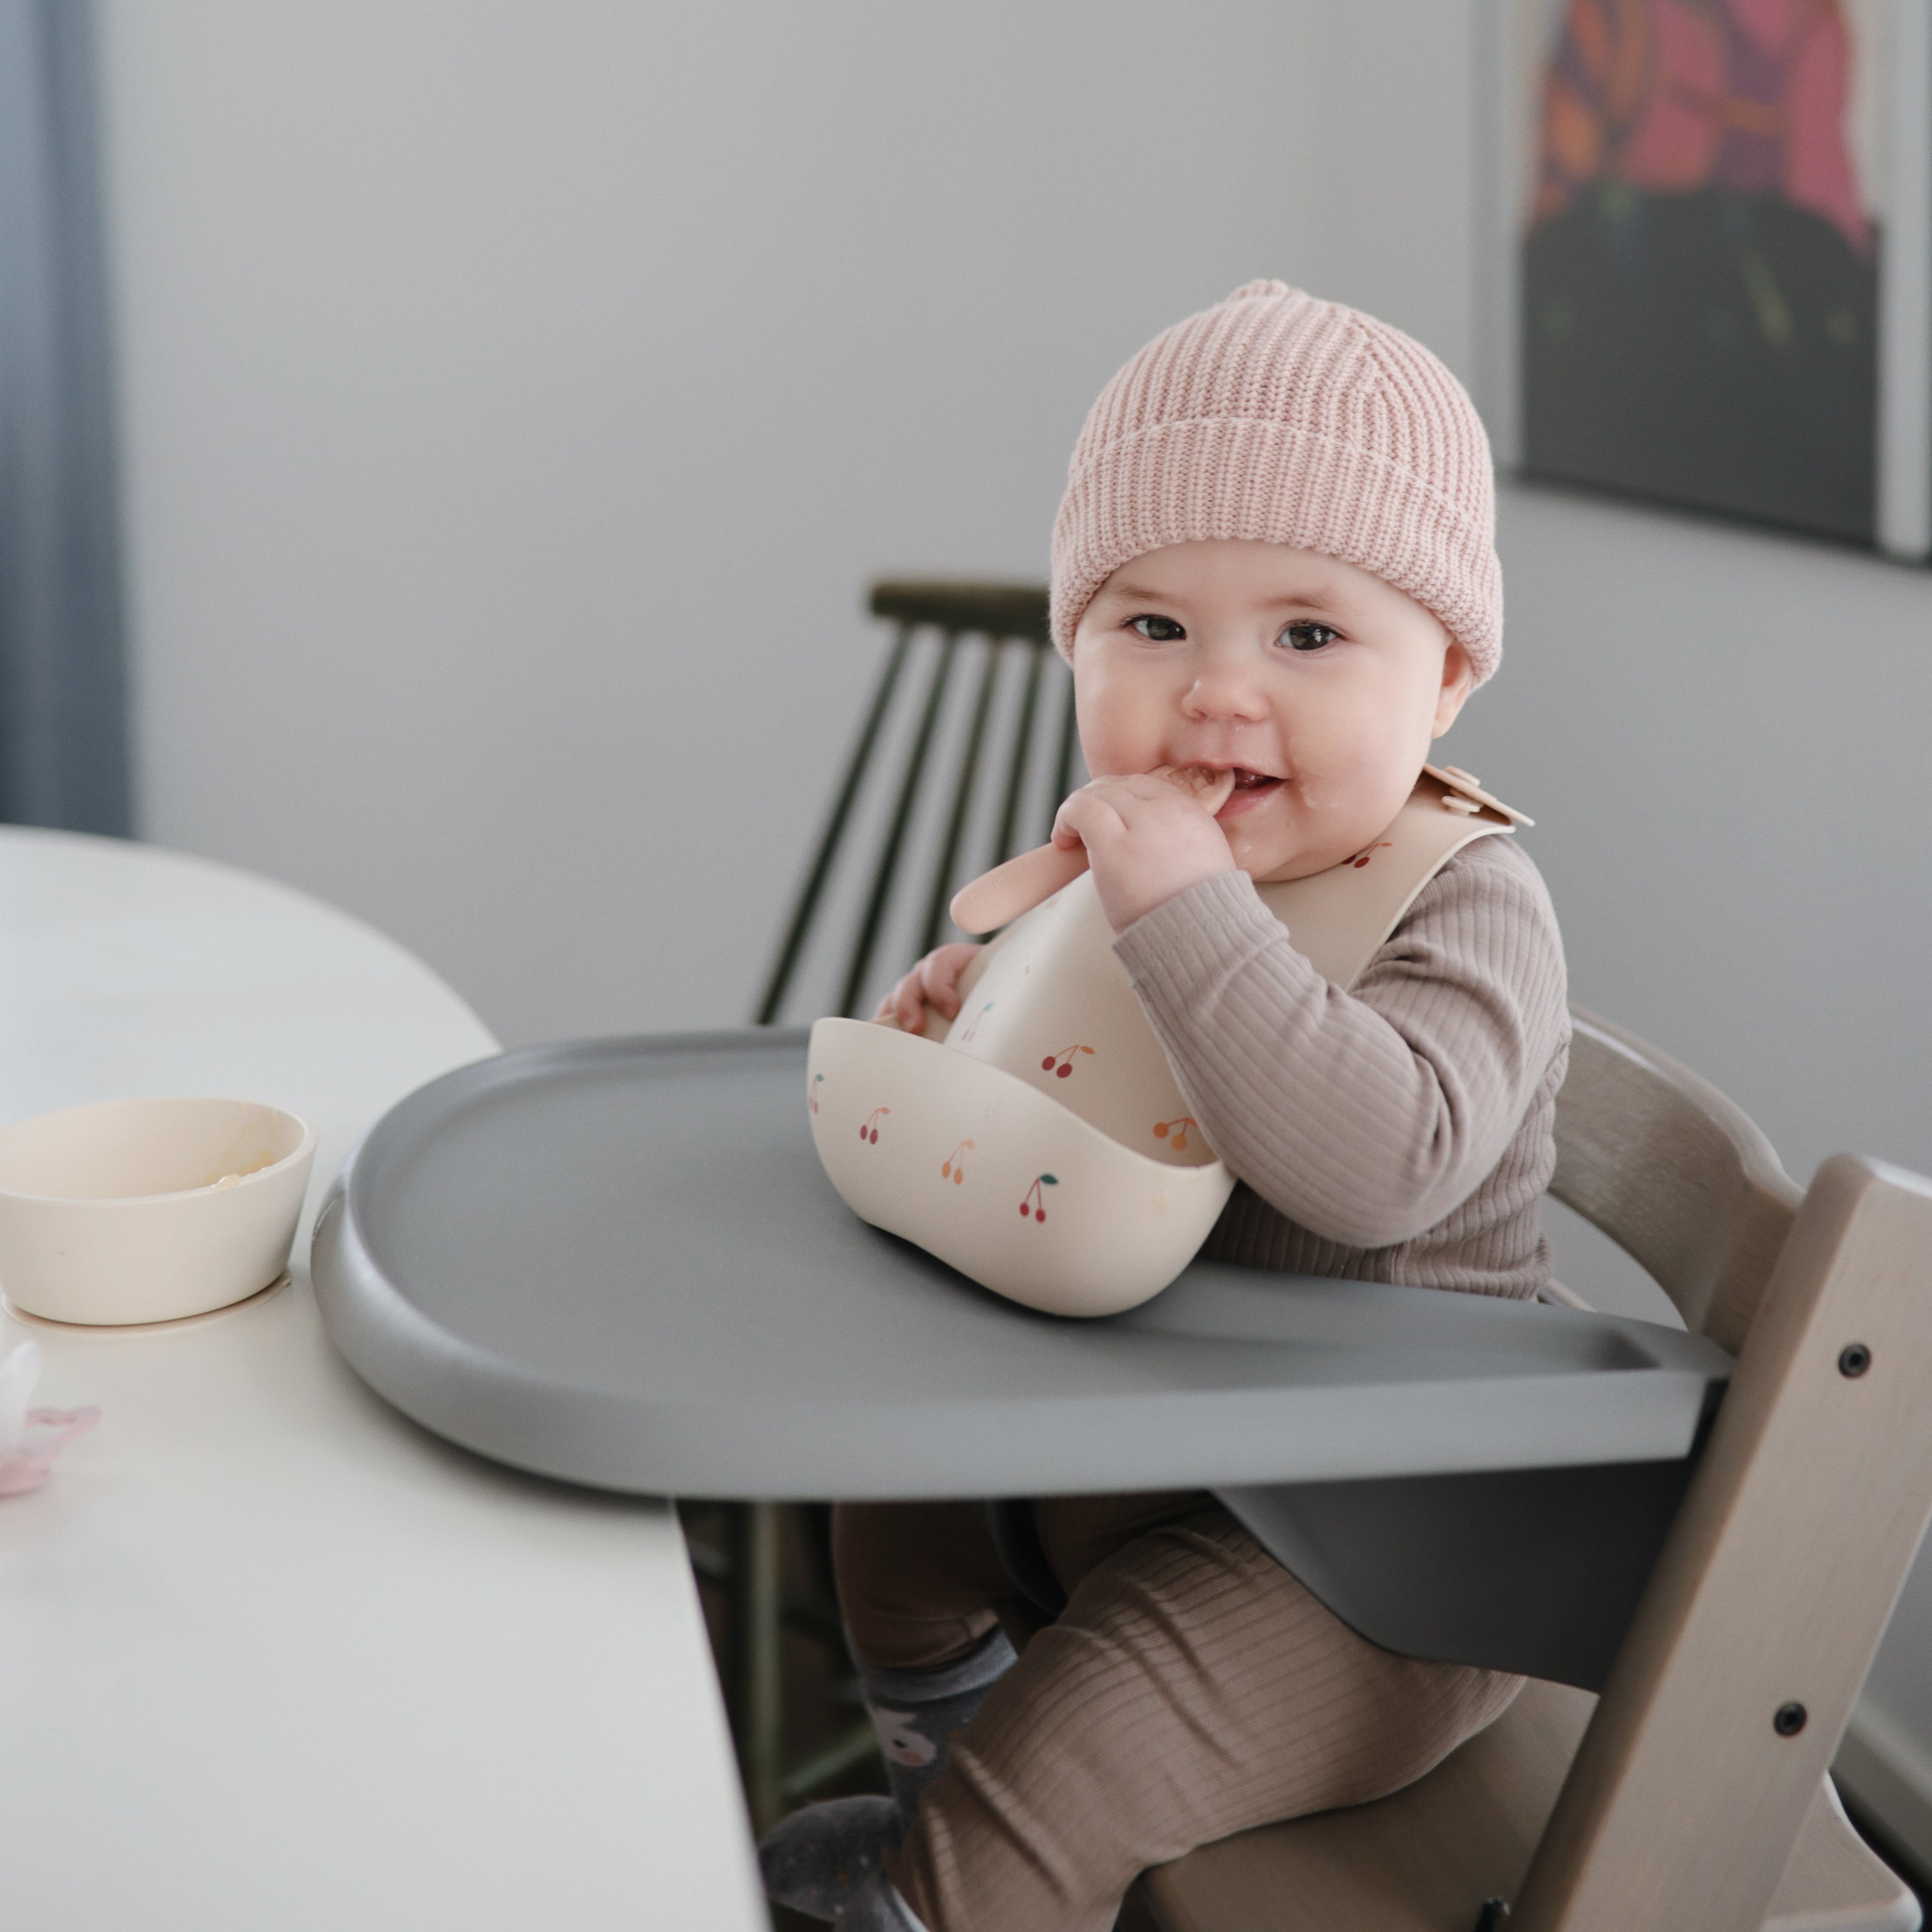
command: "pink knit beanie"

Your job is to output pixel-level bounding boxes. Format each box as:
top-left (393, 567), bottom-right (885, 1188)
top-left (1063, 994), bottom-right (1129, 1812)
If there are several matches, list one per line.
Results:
top-left (1050, 281), bottom-right (1502, 683)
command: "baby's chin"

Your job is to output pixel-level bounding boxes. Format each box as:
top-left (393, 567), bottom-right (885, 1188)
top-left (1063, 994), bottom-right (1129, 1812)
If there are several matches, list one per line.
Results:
top-left (1234, 766), bottom-right (1431, 881)
top-left (1244, 846), bottom-right (1349, 885)
top-left (1233, 815), bottom-right (1393, 884)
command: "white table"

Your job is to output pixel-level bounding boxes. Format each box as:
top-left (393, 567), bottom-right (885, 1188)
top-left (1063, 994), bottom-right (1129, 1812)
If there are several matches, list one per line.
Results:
top-left (0, 829), bottom-right (765, 1931)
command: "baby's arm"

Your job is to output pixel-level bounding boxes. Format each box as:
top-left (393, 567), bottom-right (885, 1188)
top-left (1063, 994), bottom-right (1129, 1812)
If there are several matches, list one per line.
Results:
top-left (1113, 838), bottom-right (1567, 1247)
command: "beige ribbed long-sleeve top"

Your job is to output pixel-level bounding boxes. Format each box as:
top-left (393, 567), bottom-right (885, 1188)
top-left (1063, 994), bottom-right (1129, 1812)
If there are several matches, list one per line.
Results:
top-left (1113, 835), bottom-right (1568, 1300)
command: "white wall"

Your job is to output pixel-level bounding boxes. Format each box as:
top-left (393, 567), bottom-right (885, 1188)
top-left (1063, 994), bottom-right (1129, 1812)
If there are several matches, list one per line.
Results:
top-left (93, 0), bottom-right (1932, 1867)
top-left (95, 0), bottom-right (1345, 1046)
top-left (1468, 489), bottom-right (1932, 1190)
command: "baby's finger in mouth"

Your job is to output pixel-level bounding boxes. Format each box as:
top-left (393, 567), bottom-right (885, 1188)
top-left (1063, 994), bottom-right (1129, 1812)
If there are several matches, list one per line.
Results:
top-left (1155, 764), bottom-right (1238, 813)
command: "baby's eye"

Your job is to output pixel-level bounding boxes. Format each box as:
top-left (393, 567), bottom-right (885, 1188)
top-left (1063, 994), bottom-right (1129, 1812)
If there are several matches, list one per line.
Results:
top-left (1128, 614), bottom-right (1186, 642)
top-left (1280, 621), bottom-right (1338, 653)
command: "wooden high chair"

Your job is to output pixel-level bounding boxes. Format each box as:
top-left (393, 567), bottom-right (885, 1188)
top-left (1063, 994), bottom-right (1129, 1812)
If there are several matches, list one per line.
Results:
top-left (1126, 1009), bottom-right (1931, 1932)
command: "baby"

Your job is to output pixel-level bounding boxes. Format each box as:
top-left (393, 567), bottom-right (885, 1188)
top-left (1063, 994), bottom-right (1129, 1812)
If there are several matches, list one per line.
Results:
top-left (763, 281), bottom-right (1569, 1932)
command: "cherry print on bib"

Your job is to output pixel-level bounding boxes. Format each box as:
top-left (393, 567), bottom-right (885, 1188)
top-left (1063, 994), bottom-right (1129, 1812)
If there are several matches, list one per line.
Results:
top-left (1019, 1174), bottom-right (1058, 1222)
top-left (1040, 1045), bottom-right (1095, 1081)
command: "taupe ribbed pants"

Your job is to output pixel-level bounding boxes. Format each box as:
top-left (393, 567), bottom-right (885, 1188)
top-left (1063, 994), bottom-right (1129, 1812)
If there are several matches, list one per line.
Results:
top-left (834, 1494), bottom-right (1520, 1932)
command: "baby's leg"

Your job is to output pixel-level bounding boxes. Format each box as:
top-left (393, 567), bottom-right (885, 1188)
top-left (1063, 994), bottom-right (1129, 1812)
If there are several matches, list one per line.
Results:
top-left (833, 1493), bottom-right (1197, 1667)
top-left (760, 1502), bottom-right (1027, 1920)
top-left (832, 1501), bottom-right (1027, 1670)
top-left (885, 1501), bottom-right (1520, 1932)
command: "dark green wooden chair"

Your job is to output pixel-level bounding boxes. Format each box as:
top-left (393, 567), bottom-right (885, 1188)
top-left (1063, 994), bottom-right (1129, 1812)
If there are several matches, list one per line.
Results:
top-left (699, 577), bottom-right (1070, 1835)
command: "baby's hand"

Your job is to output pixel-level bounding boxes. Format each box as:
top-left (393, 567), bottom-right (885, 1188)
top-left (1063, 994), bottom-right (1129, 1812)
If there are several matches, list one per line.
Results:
top-left (1053, 770), bottom-right (1237, 933)
top-left (873, 942), bottom-right (981, 1036)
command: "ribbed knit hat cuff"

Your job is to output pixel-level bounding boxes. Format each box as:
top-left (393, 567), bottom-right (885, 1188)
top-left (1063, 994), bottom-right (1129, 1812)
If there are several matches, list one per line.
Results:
top-left (1050, 414), bottom-right (1503, 683)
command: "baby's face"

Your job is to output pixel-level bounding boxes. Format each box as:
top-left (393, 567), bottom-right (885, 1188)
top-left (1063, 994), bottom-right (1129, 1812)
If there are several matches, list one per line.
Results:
top-left (1070, 539), bottom-right (1473, 883)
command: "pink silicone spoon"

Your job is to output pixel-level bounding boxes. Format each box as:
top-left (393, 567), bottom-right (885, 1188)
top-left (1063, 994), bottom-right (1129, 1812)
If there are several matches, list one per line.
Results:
top-left (949, 764), bottom-right (1237, 934)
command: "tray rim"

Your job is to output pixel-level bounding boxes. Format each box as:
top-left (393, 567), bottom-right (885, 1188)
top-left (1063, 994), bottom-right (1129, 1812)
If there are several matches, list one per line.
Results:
top-left (311, 1028), bottom-right (1734, 1501)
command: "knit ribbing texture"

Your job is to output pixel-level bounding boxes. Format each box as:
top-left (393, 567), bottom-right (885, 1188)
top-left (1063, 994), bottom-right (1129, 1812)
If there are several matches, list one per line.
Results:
top-left (882, 1500), bottom-right (1520, 1932)
top-left (1051, 279), bottom-right (1502, 682)
top-left (1115, 837), bottom-right (1567, 1293)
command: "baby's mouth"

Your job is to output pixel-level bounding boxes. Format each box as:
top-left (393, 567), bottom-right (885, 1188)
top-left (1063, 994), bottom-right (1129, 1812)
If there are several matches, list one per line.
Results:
top-left (1215, 766), bottom-right (1284, 814)
top-left (1158, 762), bottom-right (1283, 817)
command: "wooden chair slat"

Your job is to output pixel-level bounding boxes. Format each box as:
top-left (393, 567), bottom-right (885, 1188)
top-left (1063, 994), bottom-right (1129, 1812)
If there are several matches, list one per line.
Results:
top-left (868, 578), bottom-right (1050, 639)
top-left (919, 637), bottom-right (1006, 956)
top-left (836, 629), bottom-right (961, 1016)
top-left (1554, 1009), bottom-right (1800, 1353)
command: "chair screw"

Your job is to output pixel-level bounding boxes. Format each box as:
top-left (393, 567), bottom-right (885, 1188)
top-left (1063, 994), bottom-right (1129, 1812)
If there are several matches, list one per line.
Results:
top-left (1839, 1343), bottom-right (1872, 1378)
top-left (1774, 1702), bottom-right (1808, 1737)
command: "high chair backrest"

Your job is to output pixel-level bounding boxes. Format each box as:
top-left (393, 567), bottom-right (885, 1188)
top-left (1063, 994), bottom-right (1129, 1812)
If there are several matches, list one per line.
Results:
top-left (1551, 1010), bottom-right (1801, 1352)
top-left (1518, 1021), bottom-right (1932, 1929)
top-left (1134, 1008), bottom-right (1932, 1932)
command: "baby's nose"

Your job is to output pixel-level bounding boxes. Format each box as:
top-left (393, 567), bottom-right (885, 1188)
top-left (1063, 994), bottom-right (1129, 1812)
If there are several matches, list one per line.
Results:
top-left (1182, 658), bottom-right (1269, 721)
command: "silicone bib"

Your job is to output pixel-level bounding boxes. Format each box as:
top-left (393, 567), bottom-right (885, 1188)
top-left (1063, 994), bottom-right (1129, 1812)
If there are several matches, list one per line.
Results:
top-left (808, 768), bottom-right (1528, 1316)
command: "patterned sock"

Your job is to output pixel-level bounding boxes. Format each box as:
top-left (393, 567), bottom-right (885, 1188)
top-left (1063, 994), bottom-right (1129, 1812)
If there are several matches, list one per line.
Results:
top-left (858, 1625), bottom-right (1017, 1819)
top-left (757, 1627), bottom-right (1016, 1921)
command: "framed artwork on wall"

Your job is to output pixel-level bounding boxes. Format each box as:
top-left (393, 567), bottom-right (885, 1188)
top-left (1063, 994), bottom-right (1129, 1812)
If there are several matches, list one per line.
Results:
top-left (1477, 0), bottom-right (1932, 560)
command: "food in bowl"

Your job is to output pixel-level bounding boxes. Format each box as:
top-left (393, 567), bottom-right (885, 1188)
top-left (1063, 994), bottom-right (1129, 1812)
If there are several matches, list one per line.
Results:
top-left (0, 1097), bottom-right (317, 1325)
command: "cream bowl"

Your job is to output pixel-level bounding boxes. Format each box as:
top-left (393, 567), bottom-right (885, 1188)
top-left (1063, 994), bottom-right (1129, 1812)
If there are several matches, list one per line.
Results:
top-left (0, 1097), bottom-right (317, 1325)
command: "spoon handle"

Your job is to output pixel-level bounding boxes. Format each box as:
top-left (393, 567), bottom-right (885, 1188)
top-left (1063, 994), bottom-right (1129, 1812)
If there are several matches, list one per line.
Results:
top-left (949, 842), bottom-right (1088, 935)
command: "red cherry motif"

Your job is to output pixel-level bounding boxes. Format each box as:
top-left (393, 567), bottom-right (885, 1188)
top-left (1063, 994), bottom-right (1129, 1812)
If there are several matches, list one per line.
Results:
top-left (860, 1106), bottom-right (889, 1144)
top-left (1042, 1045), bottom-right (1095, 1080)
top-left (1018, 1174), bottom-right (1058, 1222)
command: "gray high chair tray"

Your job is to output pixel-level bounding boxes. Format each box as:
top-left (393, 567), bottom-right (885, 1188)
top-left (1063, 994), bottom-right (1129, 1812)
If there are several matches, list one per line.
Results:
top-left (312, 1029), bottom-right (1729, 1505)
